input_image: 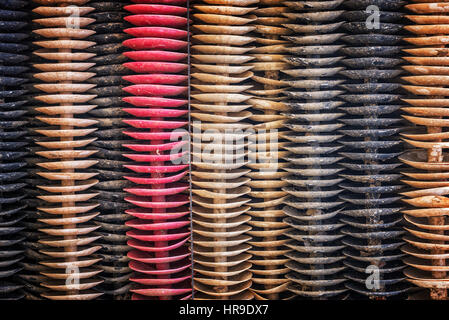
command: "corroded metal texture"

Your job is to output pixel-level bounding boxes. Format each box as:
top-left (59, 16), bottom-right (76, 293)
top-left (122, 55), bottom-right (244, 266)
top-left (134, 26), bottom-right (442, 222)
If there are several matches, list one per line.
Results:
top-left (190, 0), bottom-right (255, 300)
top-left (340, 0), bottom-right (408, 299)
top-left (87, 0), bottom-right (132, 300)
top-left (246, 0), bottom-right (293, 300)
top-left (122, 0), bottom-right (192, 300)
top-left (0, 0), bottom-right (29, 300)
top-left (281, 0), bottom-right (347, 299)
top-left (31, 0), bottom-right (103, 300)
top-left (401, 0), bottom-right (449, 300)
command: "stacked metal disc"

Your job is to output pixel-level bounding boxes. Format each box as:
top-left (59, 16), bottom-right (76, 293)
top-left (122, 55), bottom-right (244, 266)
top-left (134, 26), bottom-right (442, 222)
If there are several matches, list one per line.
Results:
top-left (122, 0), bottom-right (192, 300)
top-left (86, 0), bottom-right (132, 299)
top-left (400, 0), bottom-right (449, 300)
top-left (280, 0), bottom-right (346, 299)
top-left (31, 0), bottom-right (103, 300)
top-left (339, 0), bottom-right (407, 299)
top-left (246, 0), bottom-right (292, 300)
top-left (190, 0), bottom-right (255, 300)
top-left (0, 0), bottom-right (29, 300)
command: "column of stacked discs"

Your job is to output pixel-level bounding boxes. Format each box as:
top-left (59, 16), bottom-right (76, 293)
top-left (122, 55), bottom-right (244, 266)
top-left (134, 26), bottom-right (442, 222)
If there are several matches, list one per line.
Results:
top-left (246, 0), bottom-right (292, 300)
top-left (401, 0), bottom-right (449, 300)
top-left (339, 0), bottom-right (408, 299)
top-left (190, 0), bottom-right (254, 300)
top-left (0, 0), bottom-right (29, 301)
top-left (122, 1), bottom-right (192, 300)
top-left (86, 0), bottom-right (132, 299)
top-left (280, 0), bottom-right (347, 299)
top-left (20, 2), bottom-right (53, 300)
top-left (31, 0), bottom-right (103, 300)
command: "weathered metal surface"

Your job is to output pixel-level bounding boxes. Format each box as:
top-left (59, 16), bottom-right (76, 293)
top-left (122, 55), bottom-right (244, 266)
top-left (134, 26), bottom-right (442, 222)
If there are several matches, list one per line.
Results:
top-left (30, 0), bottom-right (102, 300)
top-left (0, 0), bottom-right (28, 301)
top-left (123, 1), bottom-right (191, 300)
top-left (241, 0), bottom-right (294, 301)
top-left (281, 0), bottom-right (347, 300)
top-left (339, 0), bottom-right (408, 299)
top-left (190, 0), bottom-right (255, 300)
top-left (401, 1), bottom-right (449, 301)
top-left (83, 0), bottom-right (132, 300)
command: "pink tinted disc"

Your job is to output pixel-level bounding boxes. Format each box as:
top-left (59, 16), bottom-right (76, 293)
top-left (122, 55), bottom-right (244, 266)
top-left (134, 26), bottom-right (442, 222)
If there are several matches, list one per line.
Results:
top-left (124, 184), bottom-right (188, 197)
top-left (123, 96), bottom-right (187, 107)
top-left (124, 26), bottom-right (188, 39)
top-left (123, 84), bottom-right (187, 96)
top-left (124, 170), bottom-right (187, 185)
top-left (123, 131), bottom-right (187, 141)
top-left (125, 15), bottom-right (187, 27)
top-left (123, 119), bottom-right (187, 129)
top-left (126, 219), bottom-right (190, 230)
top-left (131, 287), bottom-right (192, 297)
top-left (123, 38), bottom-right (187, 51)
top-left (127, 237), bottom-right (189, 253)
top-left (127, 229), bottom-right (190, 242)
top-left (123, 61), bottom-right (187, 73)
top-left (123, 140), bottom-right (186, 152)
top-left (123, 74), bottom-right (187, 85)
top-left (123, 164), bottom-right (188, 174)
top-left (123, 50), bottom-right (187, 62)
top-left (123, 108), bottom-right (187, 118)
top-left (128, 249), bottom-right (190, 264)
top-left (125, 208), bottom-right (189, 219)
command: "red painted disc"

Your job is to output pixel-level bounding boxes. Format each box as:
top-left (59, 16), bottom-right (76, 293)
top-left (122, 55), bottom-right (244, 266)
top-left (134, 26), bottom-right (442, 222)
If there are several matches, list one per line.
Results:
top-left (125, 195), bottom-right (189, 208)
top-left (123, 96), bottom-right (187, 107)
top-left (124, 26), bottom-right (188, 39)
top-left (126, 208), bottom-right (189, 219)
top-left (124, 50), bottom-right (187, 62)
top-left (130, 274), bottom-right (191, 287)
top-left (181, 293), bottom-right (192, 300)
top-left (124, 170), bottom-right (187, 185)
top-left (124, 183), bottom-right (188, 197)
top-left (123, 131), bottom-right (187, 141)
top-left (124, 164), bottom-right (188, 174)
top-left (126, 218), bottom-right (190, 230)
top-left (131, 287), bottom-right (192, 297)
top-left (123, 108), bottom-right (187, 118)
top-left (123, 151), bottom-right (187, 162)
top-left (123, 74), bottom-right (187, 85)
top-left (123, 38), bottom-right (187, 51)
top-left (123, 140), bottom-right (186, 152)
top-left (131, 0), bottom-right (186, 4)
top-left (127, 229), bottom-right (190, 242)
top-left (123, 119), bottom-right (187, 129)
top-left (128, 248), bottom-right (190, 264)
top-left (123, 84), bottom-right (187, 96)
top-left (123, 61), bottom-right (187, 73)
top-left (125, 15), bottom-right (187, 27)
top-left (127, 237), bottom-right (189, 253)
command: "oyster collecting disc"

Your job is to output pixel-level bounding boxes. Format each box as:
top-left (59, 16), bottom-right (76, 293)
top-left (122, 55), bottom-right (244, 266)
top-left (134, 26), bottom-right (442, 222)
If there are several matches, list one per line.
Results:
top-left (123, 1), bottom-right (192, 301)
top-left (280, 0), bottom-right (350, 300)
top-left (401, 0), bottom-right (449, 300)
top-left (0, 0), bottom-right (28, 301)
top-left (30, 0), bottom-right (103, 300)
top-left (191, 0), bottom-right (255, 300)
top-left (335, 0), bottom-right (408, 299)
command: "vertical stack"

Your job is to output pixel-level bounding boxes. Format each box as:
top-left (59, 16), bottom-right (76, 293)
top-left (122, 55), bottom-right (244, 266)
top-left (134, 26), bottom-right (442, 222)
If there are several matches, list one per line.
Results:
top-left (0, 0), bottom-right (29, 301)
top-left (339, 0), bottom-right (407, 299)
top-left (190, 0), bottom-right (255, 300)
top-left (280, 1), bottom-right (347, 299)
top-left (86, 1), bottom-right (132, 299)
top-left (31, 0), bottom-right (103, 300)
top-left (122, 1), bottom-right (192, 300)
top-left (246, 0), bottom-right (292, 300)
top-left (401, 0), bottom-right (449, 300)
